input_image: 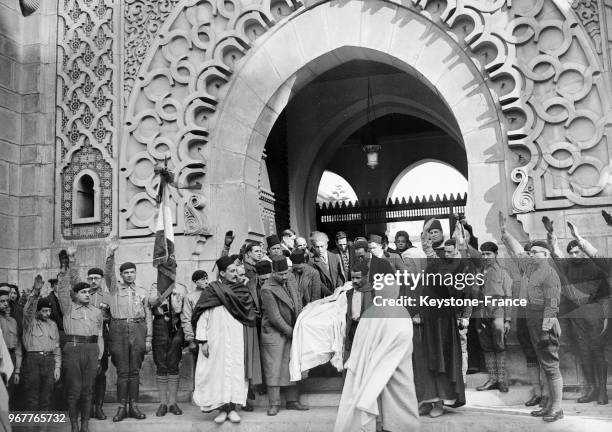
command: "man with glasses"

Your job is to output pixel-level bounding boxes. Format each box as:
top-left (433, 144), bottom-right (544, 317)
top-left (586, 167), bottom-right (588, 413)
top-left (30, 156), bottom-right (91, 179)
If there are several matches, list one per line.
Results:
top-left (58, 247), bottom-right (104, 432)
top-left (500, 213), bottom-right (563, 422)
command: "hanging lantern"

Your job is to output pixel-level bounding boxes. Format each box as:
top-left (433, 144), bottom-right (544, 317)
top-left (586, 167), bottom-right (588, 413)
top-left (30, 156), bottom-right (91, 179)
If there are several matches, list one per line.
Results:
top-left (363, 144), bottom-right (381, 169)
top-left (361, 78), bottom-right (380, 169)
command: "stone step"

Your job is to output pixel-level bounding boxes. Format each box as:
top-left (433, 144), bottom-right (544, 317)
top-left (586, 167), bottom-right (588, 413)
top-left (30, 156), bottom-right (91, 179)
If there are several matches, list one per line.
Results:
top-left (19, 403), bottom-right (611, 432)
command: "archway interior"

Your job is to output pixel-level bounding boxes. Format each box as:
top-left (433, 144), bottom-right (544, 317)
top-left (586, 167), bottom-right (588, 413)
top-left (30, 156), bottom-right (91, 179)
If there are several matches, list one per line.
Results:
top-left (262, 59), bottom-right (467, 238)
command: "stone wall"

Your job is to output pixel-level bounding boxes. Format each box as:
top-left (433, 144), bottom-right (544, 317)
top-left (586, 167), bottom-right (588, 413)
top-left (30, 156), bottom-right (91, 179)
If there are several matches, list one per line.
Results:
top-left (0, 0), bottom-right (57, 286)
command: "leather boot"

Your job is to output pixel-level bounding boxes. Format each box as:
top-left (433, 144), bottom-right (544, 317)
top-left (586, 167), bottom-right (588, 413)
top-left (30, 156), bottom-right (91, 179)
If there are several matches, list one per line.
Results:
top-left (128, 379), bottom-right (146, 419)
top-left (68, 400), bottom-right (80, 432)
top-left (596, 357), bottom-right (609, 405)
top-left (80, 399), bottom-right (91, 432)
top-left (94, 377), bottom-right (107, 420)
top-left (113, 380), bottom-right (128, 422)
top-left (577, 355), bottom-right (598, 403)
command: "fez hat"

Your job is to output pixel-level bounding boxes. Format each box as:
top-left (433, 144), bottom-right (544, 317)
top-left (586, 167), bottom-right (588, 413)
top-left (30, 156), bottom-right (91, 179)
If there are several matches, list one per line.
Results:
top-left (119, 262), bottom-right (136, 273)
top-left (367, 234), bottom-right (383, 245)
top-left (255, 260), bottom-right (272, 275)
top-left (72, 282), bottom-right (90, 293)
top-left (266, 235), bottom-right (281, 249)
top-left (290, 248), bottom-right (306, 264)
top-left (37, 297), bottom-right (52, 311)
top-left (192, 270), bottom-right (208, 282)
top-left (88, 267), bottom-right (104, 277)
top-left (354, 240), bottom-right (369, 251)
top-left (480, 241), bottom-right (498, 253)
top-left (216, 256), bottom-right (235, 272)
top-left (428, 219), bottom-right (443, 232)
top-left (271, 255), bottom-right (288, 272)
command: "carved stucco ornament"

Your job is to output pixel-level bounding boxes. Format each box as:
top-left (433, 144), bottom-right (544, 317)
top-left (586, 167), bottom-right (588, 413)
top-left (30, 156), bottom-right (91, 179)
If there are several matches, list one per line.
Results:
top-left (19, 0), bottom-right (40, 16)
top-left (511, 167), bottom-right (535, 213)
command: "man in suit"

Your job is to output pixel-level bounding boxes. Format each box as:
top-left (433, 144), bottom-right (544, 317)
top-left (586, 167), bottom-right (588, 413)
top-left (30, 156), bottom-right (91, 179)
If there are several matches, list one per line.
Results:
top-left (352, 239), bottom-right (395, 286)
top-left (260, 256), bottom-right (308, 416)
top-left (331, 232), bottom-right (354, 280)
top-left (309, 232), bottom-right (345, 297)
top-left (290, 249), bottom-right (323, 307)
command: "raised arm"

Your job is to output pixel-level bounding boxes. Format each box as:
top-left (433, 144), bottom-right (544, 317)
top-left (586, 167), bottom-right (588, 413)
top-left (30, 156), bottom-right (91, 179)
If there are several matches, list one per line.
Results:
top-left (567, 221), bottom-right (601, 258)
top-left (57, 248), bottom-right (79, 315)
top-left (104, 240), bottom-right (119, 294)
top-left (499, 211), bottom-right (524, 258)
top-left (542, 216), bottom-right (564, 259)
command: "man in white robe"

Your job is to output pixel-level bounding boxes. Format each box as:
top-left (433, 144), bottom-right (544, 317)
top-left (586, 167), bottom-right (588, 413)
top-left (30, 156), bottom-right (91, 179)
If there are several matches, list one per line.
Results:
top-left (334, 281), bottom-right (419, 432)
top-left (192, 256), bottom-right (257, 424)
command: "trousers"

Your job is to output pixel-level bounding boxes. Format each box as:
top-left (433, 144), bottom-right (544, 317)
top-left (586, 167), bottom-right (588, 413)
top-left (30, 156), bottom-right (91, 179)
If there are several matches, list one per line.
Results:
top-left (22, 353), bottom-right (55, 410)
top-left (152, 317), bottom-right (184, 376)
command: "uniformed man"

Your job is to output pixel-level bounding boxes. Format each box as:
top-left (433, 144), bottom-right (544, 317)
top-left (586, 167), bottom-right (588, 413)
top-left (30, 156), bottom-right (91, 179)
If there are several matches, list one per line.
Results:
top-left (58, 247), bottom-right (104, 432)
top-left (475, 241), bottom-right (513, 393)
top-left (86, 267), bottom-right (111, 420)
top-left (21, 275), bottom-right (61, 410)
top-left (501, 213), bottom-right (564, 422)
top-left (0, 287), bottom-right (22, 409)
top-left (149, 282), bottom-right (185, 417)
top-left (104, 241), bottom-right (152, 422)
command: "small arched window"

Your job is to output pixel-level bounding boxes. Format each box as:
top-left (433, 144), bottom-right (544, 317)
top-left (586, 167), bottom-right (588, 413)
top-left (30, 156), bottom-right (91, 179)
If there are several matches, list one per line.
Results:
top-left (72, 170), bottom-right (101, 224)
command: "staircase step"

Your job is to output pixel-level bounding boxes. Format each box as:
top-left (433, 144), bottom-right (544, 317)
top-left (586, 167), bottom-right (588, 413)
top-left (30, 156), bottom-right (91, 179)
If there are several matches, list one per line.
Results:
top-left (20, 404), bottom-right (611, 432)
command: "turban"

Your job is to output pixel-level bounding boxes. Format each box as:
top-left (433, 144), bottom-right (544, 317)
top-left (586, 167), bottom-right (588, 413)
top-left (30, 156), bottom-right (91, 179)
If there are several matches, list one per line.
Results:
top-left (72, 282), bottom-right (90, 293)
top-left (428, 219), bottom-right (443, 232)
top-left (367, 234), bottom-right (383, 245)
top-left (266, 235), bottom-right (280, 249)
top-left (354, 240), bottom-right (369, 251)
top-left (271, 256), bottom-right (288, 272)
top-left (480, 241), bottom-right (498, 253)
top-left (290, 249), bottom-right (306, 264)
top-left (119, 262), bottom-right (136, 273)
top-left (37, 297), bottom-right (52, 311)
top-left (88, 267), bottom-right (104, 277)
top-left (255, 260), bottom-right (272, 276)
top-left (192, 270), bottom-right (208, 282)
top-left (216, 256), bottom-right (235, 272)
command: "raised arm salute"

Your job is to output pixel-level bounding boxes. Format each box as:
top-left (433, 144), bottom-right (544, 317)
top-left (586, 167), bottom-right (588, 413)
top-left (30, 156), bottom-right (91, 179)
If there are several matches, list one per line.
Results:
top-left (57, 247), bottom-right (104, 432)
top-left (104, 240), bottom-right (152, 423)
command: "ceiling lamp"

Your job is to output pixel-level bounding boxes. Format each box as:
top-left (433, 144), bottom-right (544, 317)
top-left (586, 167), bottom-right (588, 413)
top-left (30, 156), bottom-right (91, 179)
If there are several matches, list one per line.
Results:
top-left (362, 78), bottom-right (380, 169)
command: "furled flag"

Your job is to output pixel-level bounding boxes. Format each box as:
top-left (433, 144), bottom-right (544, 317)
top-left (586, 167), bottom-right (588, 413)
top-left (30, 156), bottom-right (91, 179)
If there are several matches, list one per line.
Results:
top-left (153, 164), bottom-right (176, 298)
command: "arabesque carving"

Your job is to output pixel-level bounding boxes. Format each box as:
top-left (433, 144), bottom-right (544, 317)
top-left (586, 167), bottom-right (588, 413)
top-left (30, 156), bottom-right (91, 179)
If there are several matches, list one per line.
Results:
top-left (56, 0), bottom-right (116, 239)
top-left (121, 0), bottom-right (302, 236)
top-left (411, 0), bottom-right (612, 211)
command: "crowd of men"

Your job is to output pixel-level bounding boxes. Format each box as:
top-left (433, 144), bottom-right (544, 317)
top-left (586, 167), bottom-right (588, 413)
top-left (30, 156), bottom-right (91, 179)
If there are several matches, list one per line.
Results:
top-left (0, 212), bottom-right (611, 431)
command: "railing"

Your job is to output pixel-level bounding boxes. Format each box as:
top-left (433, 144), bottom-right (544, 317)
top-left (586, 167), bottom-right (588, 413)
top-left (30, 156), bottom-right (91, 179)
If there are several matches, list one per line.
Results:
top-left (316, 193), bottom-right (467, 227)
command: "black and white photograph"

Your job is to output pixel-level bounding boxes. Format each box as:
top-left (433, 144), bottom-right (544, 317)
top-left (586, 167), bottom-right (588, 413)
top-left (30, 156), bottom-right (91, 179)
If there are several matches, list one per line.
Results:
top-left (1, 0), bottom-right (612, 431)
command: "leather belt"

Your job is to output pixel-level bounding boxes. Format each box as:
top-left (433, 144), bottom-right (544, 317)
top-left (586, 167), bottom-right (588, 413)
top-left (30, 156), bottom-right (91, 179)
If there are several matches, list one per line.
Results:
top-left (27, 351), bottom-right (54, 356)
top-left (112, 317), bottom-right (145, 323)
top-left (65, 335), bottom-right (98, 344)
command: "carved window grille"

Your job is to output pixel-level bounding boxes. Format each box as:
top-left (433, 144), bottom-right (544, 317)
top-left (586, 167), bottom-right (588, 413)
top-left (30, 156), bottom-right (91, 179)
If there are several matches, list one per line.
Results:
top-left (72, 169), bottom-right (101, 224)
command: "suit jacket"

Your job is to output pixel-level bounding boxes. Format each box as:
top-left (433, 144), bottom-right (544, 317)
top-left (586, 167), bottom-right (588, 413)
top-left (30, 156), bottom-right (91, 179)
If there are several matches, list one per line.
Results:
top-left (310, 252), bottom-right (345, 297)
top-left (260, 273), bottom-right (301, 386)
top-left (331, 245), bottom-right (355, 280)
top-left (293, 265), bottom-right (323, 307)
top-left (367, 255), bottom-right (395, 285)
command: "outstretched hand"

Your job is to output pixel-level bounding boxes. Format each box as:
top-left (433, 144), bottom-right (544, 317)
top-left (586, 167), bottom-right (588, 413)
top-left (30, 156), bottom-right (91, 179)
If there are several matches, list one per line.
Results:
top-left (542, 216), bottom-right (554, 234)
top-left (567, 221), bottom-right (580, 239)
top-left (106, 236), bottom-right (119, 255)
top-left (32, 275), bottom-right (44, 293)
top-left (224, 230), bottom-right (235, 247)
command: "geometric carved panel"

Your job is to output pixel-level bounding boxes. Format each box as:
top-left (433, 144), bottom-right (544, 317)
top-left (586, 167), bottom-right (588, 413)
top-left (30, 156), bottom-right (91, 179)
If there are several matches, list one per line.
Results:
top-left (412, 0), bottom-right (612, 210)
top-left (56, 0), bottom-right (116, 238)
top-left (121, 0), bottom-right (302, 237)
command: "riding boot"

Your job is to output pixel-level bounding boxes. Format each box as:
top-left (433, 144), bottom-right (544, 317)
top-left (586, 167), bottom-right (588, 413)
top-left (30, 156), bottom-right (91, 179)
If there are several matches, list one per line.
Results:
top-left (595, 356), bottom-right (609, 405)
top-left (68, 400), bottom-right (80, 432)
top-left (128, 380), bottom-right (146, 419)
top-left (80, 399), bottom-right (91, 432)
top-left (577, 354), bottom-right (598, 403)
top-left (112, 381), bottom-right (128, 422)
top-left (94, 377), bottom-right (107, 420)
